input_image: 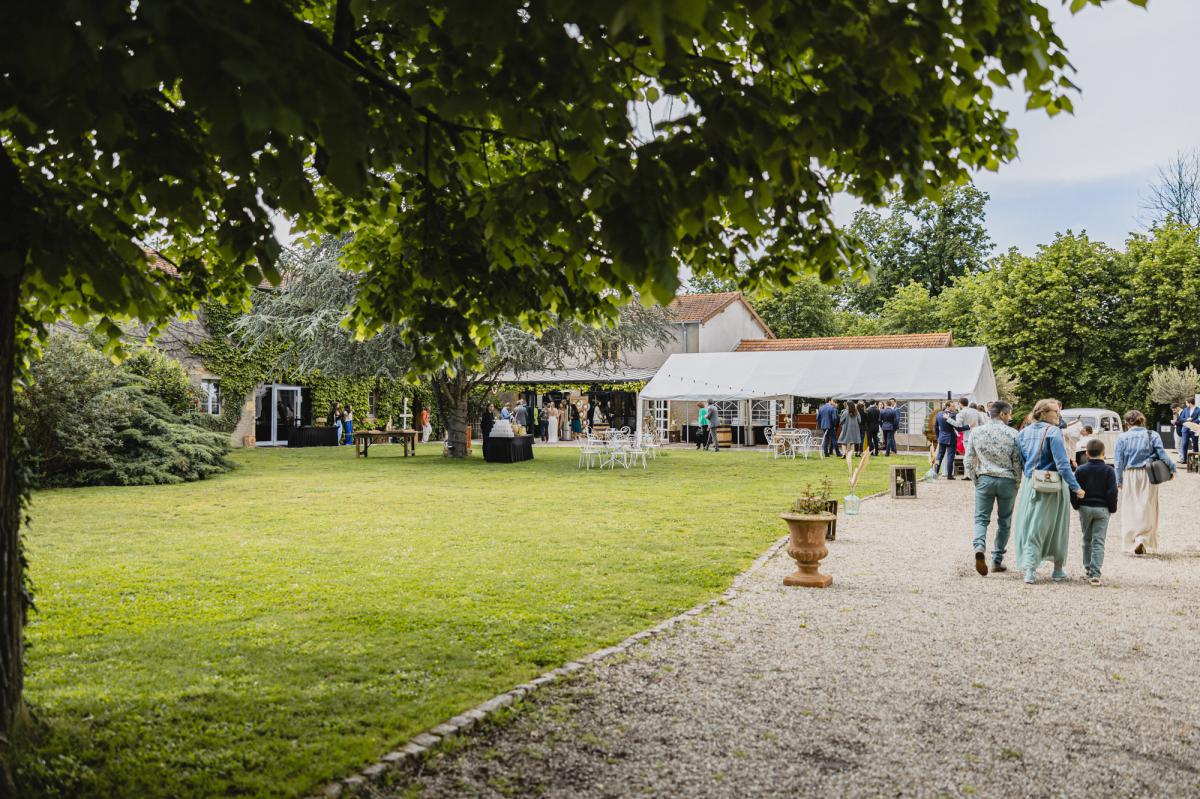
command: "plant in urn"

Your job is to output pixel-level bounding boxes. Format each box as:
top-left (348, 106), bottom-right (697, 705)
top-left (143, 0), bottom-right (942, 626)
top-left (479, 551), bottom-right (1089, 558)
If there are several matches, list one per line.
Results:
top-left (781, 479), bottom-right (835, 588)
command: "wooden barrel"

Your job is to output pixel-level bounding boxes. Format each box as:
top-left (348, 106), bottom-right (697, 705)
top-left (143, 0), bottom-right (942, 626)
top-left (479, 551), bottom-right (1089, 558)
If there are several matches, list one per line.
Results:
top-left (716, 425), bottom-right (733, 446)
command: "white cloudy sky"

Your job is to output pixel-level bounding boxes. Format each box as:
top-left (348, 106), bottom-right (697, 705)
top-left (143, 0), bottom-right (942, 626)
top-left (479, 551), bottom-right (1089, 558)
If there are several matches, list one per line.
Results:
top-left (946, 0), bottom-right (1200, 253)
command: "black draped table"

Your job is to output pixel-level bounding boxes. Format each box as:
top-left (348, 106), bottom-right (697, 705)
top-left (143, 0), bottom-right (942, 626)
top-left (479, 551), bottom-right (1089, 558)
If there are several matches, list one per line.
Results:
top-left (287, 426), bottom-right (340, 447)
top-left (483, 435), bottom-right (535, 463)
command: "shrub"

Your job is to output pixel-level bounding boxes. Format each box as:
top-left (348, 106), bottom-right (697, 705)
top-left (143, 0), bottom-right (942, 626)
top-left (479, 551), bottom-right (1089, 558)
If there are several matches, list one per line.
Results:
top-left (1148, 365), bottom-right (1200, 406)
top-left (124, 348), bottom-right (202, 415)
top-left (16, 336), bottom-right (231, 487)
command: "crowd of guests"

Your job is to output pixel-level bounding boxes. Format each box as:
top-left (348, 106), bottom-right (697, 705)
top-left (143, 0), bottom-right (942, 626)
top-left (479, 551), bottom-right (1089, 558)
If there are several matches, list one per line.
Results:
top-left (1171, 398), bottom-right (1200, 464)
top-left (816, 398), bottom-right (901, 457)
top-left (965, 397), bottom-right (1175, 586)
top-left (481, 398), bottom-right (603, 442)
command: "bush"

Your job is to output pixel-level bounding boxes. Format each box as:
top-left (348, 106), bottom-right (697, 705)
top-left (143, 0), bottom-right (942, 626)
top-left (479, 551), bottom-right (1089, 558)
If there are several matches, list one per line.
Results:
top-left (124, 348), bottom-right (202, 415)
top-left (16, 336), bottom-right (231, 487)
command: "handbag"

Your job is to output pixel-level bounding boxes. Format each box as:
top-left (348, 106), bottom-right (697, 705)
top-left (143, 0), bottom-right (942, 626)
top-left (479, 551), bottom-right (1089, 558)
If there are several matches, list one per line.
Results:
top-left (1145, 429), bottom-right (1174, 485)
top-left (1031, 424), bottom-right (1062, 494)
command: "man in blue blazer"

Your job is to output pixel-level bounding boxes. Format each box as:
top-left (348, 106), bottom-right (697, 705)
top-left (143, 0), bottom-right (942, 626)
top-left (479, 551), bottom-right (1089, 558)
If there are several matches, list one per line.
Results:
top-left (1182, 398), bottom-right (1200, 464)
top-left (880, 398), bottom-right (900, 456)
top-left (934, 402), bottom-right (959, 479)
top-left (817, 398), bottom-right (841, 457)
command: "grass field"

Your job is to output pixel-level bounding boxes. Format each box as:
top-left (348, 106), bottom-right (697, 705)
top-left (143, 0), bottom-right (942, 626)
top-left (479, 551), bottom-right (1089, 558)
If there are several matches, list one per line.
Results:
top-left (15, 445), bottom-right (924, 798)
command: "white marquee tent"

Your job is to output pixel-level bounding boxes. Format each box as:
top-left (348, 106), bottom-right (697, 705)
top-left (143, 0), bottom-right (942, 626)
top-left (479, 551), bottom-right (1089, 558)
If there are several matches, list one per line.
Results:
top-left (637, 347), bottom-right (998, 440)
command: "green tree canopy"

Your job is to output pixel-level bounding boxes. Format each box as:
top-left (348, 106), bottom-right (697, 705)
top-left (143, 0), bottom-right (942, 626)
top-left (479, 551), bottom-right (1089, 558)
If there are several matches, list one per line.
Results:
top-left (843, 184), bottom-right (993, 312)
top-left (874, 282), bottom-right (942, 335)
top-left (977, 233), bottom-right (1134, 410)
top-left (1125, 221), bottom-right (1200, 388)
top-left (753, 277), bottom-right (839, 339)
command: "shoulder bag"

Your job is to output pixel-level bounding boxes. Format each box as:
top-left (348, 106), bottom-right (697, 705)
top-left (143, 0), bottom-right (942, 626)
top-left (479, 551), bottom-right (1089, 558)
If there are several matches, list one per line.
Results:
top-left (1145, 429), bottom-right (1174, 485)
top-left (1031, 424), bottom-right (1062, 494)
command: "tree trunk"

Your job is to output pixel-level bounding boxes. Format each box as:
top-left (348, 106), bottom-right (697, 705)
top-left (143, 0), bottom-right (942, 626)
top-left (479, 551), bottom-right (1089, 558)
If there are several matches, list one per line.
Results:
top-left (444, 391), bottom-right (470, 458)
top-left (0, 272), bottom-right (28, 786)
top-left (433, 371), bottom-right (471, 458)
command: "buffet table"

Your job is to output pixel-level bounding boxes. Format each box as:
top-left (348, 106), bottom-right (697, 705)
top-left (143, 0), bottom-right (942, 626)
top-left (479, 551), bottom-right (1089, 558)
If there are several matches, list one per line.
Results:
top-left (483, 435), bottom-right (535, 463)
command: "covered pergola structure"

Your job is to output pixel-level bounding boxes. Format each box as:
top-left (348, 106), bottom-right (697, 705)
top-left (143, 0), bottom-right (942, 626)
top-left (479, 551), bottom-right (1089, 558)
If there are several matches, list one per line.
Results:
top-left (637, 347), bottom-right (999, 446)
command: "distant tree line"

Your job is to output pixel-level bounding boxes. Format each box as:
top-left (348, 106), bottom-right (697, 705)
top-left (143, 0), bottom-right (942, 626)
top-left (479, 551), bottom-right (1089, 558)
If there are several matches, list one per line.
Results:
top-left (694, 179), bottom-right (1200, 419)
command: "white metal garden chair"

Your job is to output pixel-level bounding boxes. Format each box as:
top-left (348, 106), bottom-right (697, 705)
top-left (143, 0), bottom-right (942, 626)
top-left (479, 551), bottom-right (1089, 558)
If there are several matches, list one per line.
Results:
top-left (639, 431), bottom-right (661, 460)
top-left (764, 427), bottom-right (783, 460)
top-left (602, 437), bottom-right (631, 470)
top-left (793, 429), bottom-right (818, 459)
top-left (578, 436), bottom-right (605, 470)
top-left (626, 438), bottom-right (649, 470)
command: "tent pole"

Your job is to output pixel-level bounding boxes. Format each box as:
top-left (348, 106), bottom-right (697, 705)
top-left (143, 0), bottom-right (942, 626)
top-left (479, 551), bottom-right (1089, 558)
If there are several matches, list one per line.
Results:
top-left (636, 390), bottom-right (644, 445)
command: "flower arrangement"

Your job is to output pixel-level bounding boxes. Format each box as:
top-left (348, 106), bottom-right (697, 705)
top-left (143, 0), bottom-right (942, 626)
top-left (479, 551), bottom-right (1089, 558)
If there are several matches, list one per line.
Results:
top-left (792, 478), bottom-right (835, 516)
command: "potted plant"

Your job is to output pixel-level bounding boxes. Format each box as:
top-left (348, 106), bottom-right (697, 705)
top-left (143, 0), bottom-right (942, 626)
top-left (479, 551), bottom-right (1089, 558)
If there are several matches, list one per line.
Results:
top-left (780, 479), bottom-right (835, 588)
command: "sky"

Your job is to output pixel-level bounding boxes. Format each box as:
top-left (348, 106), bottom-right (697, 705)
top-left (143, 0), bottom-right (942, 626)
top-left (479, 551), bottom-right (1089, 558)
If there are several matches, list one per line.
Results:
top-left (947, 0), bottom-right (1200, 254)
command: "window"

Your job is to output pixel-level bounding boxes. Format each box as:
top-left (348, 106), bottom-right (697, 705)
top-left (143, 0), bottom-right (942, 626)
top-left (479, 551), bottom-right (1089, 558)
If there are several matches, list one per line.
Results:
top-left (751, 400), bottom-right (776, 425)
top-left (1101, 416), bottom-right (1118, 432)
top-left (683, 322), bottom-right (700, 353)
top-left (369, 390), bottom-right (379, 419)
top-left (650, 400), bottom-right (669, 436)
top-left (711, 400), bottom-right (741, 425)
top-left (200, 379), bottom-right (221, 415)
top-left (597, 341), bottom-right (621, 362)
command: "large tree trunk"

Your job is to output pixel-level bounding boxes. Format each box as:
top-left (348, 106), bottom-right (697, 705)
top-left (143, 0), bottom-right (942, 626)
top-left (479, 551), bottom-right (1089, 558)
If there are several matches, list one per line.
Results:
top-left (0, 272), bottom-right (28, 789)
top-left (444, 391), bottom-right (470, 458)
top-left (433, 371), bottom-right (471, 458)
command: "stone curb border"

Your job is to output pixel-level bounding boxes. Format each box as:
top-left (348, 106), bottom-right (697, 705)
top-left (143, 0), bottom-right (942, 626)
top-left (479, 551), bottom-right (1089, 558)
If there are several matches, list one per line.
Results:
top-left (312, 490), bottom-right (889, 798)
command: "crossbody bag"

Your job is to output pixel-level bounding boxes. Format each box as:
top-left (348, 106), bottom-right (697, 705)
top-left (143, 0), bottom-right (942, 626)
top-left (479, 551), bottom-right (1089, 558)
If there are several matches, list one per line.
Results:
top-left (1145, 429), bottom-right (1174, 485)
top-left (1031, 424), bottom-right (1062, 494)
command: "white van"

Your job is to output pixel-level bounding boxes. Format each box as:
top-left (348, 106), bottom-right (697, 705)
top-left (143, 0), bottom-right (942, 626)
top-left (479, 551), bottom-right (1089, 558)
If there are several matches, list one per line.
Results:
top-left (1060, 408), bottom-right (1123, 460)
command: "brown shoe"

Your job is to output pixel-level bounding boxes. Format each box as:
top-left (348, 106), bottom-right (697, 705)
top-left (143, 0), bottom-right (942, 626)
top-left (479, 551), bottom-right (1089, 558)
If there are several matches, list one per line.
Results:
top-left (975, 551), bottom-right (989, 576)
top-left (1134, 541), bottom-right (1146, 555)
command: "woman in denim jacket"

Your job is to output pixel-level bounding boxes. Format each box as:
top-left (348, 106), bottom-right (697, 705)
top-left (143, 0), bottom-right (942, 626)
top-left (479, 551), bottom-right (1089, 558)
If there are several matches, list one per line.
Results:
top-left (1114, 409), bottom-right (1175, 555)
top-left (1013, 398), bottom-right (1085, 584)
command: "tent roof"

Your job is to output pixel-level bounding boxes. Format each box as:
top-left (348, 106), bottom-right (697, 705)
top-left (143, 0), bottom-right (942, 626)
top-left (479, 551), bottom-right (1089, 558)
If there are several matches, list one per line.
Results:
top-left (497, 365), bottom-right (658, 385)
top-left (640, 347), bottom-right (998, 403)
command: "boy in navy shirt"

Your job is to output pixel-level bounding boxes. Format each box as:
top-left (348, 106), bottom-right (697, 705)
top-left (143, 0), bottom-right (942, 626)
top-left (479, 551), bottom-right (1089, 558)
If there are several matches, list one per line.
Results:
top-left (1071, 439), bottom-right (1118, 586)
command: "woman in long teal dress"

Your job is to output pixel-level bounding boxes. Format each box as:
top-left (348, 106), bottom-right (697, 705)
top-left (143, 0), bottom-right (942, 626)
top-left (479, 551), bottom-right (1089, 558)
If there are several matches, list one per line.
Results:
top-left (1012, 399), bottom-right (1086, 584)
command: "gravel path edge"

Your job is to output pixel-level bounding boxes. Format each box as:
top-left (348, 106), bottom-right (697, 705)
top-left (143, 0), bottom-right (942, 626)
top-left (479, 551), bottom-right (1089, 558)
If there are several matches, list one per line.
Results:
top-left (307, 495), bottom-right (854, 799)
top-left (312, 488), bottom-right (889, 798)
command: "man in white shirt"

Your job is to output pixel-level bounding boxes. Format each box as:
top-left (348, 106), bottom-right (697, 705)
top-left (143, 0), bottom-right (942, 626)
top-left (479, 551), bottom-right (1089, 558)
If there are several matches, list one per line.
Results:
top-left (954, 398), bottom-right (983, 443)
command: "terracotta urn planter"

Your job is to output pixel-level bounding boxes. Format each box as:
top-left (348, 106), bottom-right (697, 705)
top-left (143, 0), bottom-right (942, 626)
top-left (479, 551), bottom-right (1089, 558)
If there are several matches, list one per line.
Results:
top-left (780, 511), bottom-right (835, 588)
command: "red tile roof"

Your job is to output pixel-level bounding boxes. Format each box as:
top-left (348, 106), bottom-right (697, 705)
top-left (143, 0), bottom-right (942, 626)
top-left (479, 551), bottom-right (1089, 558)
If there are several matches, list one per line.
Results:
top-left (735, 332), bottom-right (953, 352)
top-left (145, 248), bottom-right (180, 277)
top-left (669, 292), bottom-right (774, 337)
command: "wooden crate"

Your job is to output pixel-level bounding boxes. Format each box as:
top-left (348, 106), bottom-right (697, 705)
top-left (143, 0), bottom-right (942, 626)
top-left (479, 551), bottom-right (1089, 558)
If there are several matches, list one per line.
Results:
top-left (824, 499), bottom-right (838, 541)
top-left (890, 464), bottom-right (918, 499)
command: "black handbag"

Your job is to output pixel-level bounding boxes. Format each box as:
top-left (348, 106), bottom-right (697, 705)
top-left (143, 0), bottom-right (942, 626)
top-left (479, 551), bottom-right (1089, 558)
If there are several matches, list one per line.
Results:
top-left (1146, 429), bottom-right (1173, 485)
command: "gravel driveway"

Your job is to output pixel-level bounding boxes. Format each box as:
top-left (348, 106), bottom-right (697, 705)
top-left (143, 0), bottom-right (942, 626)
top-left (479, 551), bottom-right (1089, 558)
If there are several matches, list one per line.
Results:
top-left (373, 474), bottom-right (1200, 798)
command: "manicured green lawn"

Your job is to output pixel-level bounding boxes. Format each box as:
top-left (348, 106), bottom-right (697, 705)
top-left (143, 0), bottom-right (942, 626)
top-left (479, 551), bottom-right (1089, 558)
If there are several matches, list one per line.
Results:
top-left (16, 445), bottom-right (924, 798)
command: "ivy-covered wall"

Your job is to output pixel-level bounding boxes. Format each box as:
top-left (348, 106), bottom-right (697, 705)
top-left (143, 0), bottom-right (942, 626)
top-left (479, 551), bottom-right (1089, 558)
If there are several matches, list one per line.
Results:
top-left (187, 303), bottom-right (440, 442)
